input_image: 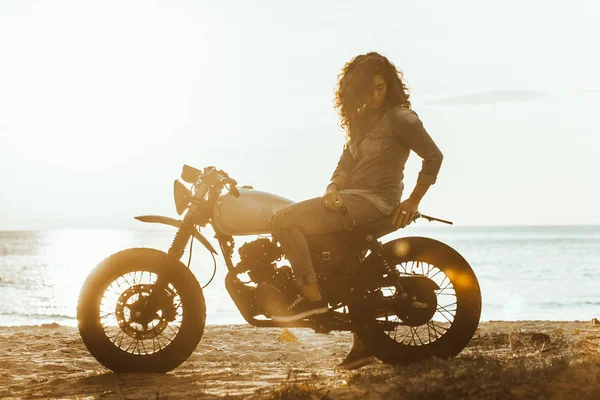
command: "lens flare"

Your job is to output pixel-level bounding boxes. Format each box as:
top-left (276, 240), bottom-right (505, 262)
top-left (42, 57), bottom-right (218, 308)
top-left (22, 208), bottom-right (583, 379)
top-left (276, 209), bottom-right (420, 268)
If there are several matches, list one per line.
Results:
top-left (393, 240), bottom-right (411, 257)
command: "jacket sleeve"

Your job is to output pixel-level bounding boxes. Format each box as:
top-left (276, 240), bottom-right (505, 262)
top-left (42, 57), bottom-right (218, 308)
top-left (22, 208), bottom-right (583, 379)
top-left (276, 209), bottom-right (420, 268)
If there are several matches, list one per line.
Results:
top-left (331, 142), bottom-right (356, 182)
top-left (393, 107), bottom-right (443, 185)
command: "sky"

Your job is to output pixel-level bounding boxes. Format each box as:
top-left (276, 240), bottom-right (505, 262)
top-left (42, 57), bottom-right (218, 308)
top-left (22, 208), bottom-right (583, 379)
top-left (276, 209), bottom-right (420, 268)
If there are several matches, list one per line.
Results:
top-left (1, 0), bottom-right (599, 230)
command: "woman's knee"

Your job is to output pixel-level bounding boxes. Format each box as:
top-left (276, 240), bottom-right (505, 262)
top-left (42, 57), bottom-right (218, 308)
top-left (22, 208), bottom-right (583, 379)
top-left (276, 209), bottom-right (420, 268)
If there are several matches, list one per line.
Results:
top-left (271, 209), bottom-right (295, 235)
top-left (271, 197), bottom-right (325, 235)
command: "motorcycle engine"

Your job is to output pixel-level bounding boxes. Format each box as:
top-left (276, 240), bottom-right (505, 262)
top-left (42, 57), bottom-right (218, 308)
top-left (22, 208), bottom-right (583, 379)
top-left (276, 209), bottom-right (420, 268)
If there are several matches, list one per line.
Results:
top-left (235, 238), bottom-right (294, 316)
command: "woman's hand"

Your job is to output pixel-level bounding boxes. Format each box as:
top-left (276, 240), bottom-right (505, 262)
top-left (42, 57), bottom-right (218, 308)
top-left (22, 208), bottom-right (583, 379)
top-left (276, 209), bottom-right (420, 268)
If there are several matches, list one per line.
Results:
top-left (321, 185), bottom-right (343, 211)
top-left (392, 197), bottom-right (420, 229)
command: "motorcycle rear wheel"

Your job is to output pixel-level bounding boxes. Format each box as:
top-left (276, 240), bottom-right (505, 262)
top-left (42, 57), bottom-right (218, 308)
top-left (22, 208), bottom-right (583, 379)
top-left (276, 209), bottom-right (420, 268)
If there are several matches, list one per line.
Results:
top-left (77, 248), bottom-right (206, 372)
top-left (353, 236), bottom-right (481, 365)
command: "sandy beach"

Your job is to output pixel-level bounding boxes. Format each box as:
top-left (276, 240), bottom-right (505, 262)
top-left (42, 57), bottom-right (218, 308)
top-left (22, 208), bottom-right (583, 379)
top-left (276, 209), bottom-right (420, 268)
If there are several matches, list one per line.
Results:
top-left (1, 320), bottom-right (600, 399)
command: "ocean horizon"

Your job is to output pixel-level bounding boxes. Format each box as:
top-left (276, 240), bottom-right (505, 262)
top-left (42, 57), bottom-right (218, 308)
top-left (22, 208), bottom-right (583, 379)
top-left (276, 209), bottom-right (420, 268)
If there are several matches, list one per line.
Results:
top-left (1, 224), bottom-right (599, 327)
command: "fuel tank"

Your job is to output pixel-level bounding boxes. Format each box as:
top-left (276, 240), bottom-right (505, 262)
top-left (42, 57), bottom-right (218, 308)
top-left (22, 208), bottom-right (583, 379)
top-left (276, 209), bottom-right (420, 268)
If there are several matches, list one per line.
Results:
top-left (213, 188), bottom-right (295, 236)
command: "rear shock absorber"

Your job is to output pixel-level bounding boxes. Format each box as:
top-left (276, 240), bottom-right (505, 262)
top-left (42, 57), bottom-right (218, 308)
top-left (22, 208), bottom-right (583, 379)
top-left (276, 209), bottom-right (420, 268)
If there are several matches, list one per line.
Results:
top-left (366, 235), bottom-right (407, 299)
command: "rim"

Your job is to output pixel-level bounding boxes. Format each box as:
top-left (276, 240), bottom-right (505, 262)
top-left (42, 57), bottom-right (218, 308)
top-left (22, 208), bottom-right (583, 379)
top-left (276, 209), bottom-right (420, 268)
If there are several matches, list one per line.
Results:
top-left (377, 260), bottom-right (457, 346)
top-left (99, 270), bottom-right (184, 355)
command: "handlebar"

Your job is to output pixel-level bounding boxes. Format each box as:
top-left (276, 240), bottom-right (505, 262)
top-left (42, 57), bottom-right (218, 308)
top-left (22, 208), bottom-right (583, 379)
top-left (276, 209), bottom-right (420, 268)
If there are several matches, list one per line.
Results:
top-left (338, 206), bottom-right (453, 228)
top-left (182, 165), bottom-right (240, 198)
top-left (415, 212), bottom-right (453, 225)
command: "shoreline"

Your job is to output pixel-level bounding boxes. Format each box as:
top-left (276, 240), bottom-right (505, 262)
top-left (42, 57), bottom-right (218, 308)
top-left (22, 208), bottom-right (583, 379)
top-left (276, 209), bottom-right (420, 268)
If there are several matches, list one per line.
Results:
top-left (1, 320), bottom-right (600, 399)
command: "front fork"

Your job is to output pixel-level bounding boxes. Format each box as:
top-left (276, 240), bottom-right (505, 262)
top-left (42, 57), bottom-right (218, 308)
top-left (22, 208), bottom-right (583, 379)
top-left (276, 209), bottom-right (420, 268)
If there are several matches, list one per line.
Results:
top-left (140, 215), bottom-right (195, 324)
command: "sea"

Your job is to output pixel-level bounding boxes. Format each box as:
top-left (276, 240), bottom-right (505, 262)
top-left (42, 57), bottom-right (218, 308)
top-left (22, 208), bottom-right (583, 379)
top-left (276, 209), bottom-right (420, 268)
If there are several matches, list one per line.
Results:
top-left (1, 225), bottom-right (599, 327)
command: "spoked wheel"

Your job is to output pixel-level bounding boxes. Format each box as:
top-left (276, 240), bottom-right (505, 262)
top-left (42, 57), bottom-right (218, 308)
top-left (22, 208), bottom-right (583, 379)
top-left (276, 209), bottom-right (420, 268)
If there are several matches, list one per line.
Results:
top-left (78, 248), bottom-right (206, 372)
top-left (353, 236), bottom-right (481, 365)
top-left (102, 271), bottom-right (182, 355)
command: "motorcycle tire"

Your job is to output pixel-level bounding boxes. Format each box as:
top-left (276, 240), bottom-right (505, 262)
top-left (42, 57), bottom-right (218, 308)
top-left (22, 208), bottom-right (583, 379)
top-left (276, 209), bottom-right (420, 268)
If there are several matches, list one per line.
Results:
top-left (77, 248), bottom-right (206, 372)
top-left (353, 236), bottom-right (481, 365)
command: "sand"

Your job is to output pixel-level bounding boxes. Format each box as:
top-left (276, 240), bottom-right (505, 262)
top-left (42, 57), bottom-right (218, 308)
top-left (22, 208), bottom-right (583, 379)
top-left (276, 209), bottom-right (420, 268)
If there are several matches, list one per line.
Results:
top-left (1, 321), bottom-right (600, 399)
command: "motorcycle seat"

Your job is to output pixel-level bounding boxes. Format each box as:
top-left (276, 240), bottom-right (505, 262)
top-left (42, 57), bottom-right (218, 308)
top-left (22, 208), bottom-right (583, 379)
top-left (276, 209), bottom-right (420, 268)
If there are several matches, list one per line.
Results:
top-left (305, 216), bottom-right (398, 275)
top-left (349, 216), bottom-right (397, 241)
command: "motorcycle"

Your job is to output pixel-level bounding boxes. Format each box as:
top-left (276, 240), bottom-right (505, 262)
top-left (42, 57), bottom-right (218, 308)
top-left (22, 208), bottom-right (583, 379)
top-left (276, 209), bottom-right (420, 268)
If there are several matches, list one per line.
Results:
top-left (77, 165), bottom-right (482, 372)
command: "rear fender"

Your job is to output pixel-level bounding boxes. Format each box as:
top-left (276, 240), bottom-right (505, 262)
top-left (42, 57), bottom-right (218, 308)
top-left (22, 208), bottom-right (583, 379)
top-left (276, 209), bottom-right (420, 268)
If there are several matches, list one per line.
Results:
top-left (134, 215), bottom-right (218, 255)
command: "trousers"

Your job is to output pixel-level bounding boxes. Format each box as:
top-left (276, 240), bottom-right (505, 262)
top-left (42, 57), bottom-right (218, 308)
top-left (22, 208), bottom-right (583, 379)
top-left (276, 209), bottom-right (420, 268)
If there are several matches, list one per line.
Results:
top-left (271, 193), bottom-right (386, 286)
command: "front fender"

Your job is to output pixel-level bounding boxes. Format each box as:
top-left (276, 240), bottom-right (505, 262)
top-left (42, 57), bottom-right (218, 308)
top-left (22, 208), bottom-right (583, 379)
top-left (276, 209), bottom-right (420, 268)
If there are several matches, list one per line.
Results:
top-left (134, 215), bottom-right (218, 255)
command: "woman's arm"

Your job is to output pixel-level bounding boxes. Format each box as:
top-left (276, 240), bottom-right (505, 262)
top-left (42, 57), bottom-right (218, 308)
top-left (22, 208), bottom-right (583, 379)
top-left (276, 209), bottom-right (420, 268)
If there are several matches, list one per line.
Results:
top-left (393, 107), bottom-right (444, 188)
top-left (327, 175), bottom-right (347, 192)
top-left (329, 143), bottom-right (356, 191)
top-left (392, 107), bottom-right (444, 227)
top-left (322, 144), bottom-right (356, 210)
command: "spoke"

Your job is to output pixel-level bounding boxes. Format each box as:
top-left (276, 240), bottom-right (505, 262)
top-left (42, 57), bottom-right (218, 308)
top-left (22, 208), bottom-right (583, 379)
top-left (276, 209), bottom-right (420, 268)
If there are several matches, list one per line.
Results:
top-left (115, 278), bottom-right (124, 293)
top-left (399, 327), bottom-right (411, 344)
top-left (156, 334), bottom-right (167, 350)
top-left (432, 321), bottom-right (449, 332)
top-left (417, 261), bottom-right (424, 275)
top-left (438, 303), bottom-right (457, 316)
top-left (158, 332), bottom-right (173, 347)
top-left (427, 322), bottom-right (432, 342)
top-left (152, 335), bottom-right (158, 353)
top-left (399, 263), bottom-right (408, 274)
top-left (428, 321), bottom-right (447, 338)
top-left (107, 285), bottom-right (121, 297)
top-left (426, 263), bottom-right (433, 276)
top-left (427, 269), bottom-right (442, 280)
top-left (122, 274), bottom-right (133, 289)
top-left (112, 330), bottom-right (126, 347)
top-left (439, 301), bottom-right (457, 311)
top-left (104, 326), bottom-right (118, 337)
top-left (125, 338), bottom-right (138, 353)
top-left (437, 281), bottom-right (453, 295)
top-left (101, 319), bottom-right (116, 327)
top-left (438, 276), bottom-right (448, 290)
top-left (409, 327), bottom-right (417, 346)
top-left (140, 337), bottom-right (149, 355)
top-left (414, 327), bottom-right (425, 346)
top-left (436, 307), bottom-right (454, 324)
top-left (167, 324), bottom-right (179, 337)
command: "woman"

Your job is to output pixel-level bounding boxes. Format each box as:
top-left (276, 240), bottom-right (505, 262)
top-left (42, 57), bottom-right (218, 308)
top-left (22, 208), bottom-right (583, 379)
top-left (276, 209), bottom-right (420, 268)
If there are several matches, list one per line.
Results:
top-left (270, 52), bottom-right (444, 370)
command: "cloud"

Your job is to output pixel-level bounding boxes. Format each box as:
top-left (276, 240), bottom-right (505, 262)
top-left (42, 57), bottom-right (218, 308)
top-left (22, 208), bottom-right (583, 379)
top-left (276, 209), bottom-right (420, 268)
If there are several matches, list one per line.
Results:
top-left (425, 90), bottom-right (550, 105)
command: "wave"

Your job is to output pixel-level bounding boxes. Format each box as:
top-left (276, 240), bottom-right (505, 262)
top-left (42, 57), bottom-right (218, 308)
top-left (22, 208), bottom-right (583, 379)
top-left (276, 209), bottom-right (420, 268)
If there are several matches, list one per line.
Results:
top-left (0, 322), bottom-right (70, 330)
top-left (536, 301), bottom-right (600, 307)
top-left (0, 311), bottom-right (75, 320)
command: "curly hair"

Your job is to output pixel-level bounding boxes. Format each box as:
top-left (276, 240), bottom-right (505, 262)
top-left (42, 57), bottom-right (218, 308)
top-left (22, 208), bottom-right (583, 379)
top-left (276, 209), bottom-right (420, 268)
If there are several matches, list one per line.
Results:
top-left (334, 52), bottom-right (411, 140)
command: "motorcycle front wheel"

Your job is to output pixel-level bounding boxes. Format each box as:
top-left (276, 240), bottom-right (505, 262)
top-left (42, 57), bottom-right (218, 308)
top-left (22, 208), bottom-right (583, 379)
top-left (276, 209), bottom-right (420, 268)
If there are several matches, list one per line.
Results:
top-left (77, 248), bottom-right (206, 372)
top-left (352, 236), bottom-right (482, 365)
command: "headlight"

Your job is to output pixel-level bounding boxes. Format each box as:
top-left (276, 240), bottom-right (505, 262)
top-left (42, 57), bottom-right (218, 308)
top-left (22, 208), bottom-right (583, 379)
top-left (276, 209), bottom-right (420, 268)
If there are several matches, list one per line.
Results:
top-left (173, 180), bottom-right (192, 215)
top-left (181, 164), bottom-right (202, 184)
